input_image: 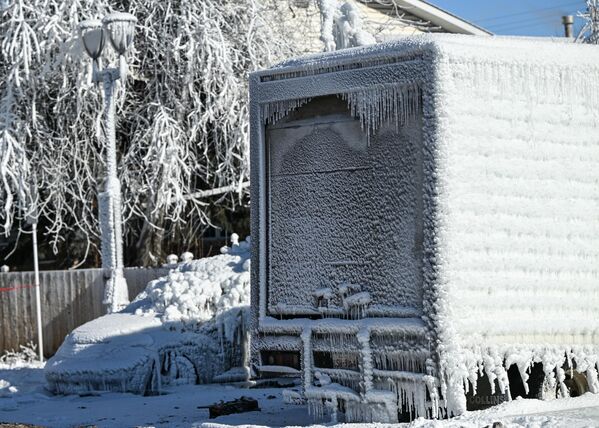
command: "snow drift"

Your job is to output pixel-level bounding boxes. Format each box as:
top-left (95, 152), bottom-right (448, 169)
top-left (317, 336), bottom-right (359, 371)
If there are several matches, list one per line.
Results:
top-left (45, 237), bottom-right (251, 395)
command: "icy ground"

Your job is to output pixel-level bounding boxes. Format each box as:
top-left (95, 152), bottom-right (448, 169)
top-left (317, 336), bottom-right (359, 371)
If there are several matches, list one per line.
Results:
top-left (1, 360), bottom-right (599, 428)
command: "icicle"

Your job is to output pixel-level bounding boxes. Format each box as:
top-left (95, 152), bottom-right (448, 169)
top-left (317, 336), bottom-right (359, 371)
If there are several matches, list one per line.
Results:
top-left (261, 98), bottom-right (312, 125)
top-left (153, 354), bottom-right (162, 394)
top-left (340, 83), bottom-right (421, 142)
top-left (372, 350), bottom-right (428, 373)
top-left (357, 327), bottom-right (373, 394)
top-left (261, 83), bottom-right (422, 139)
top-left (302, 326), bottom-right (313, 390)
top-left (119, 55), bottom-right (128, 80)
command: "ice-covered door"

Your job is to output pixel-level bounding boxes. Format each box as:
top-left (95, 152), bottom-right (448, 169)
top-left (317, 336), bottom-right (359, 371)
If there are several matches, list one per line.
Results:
top-left (266, 96), bottom-right (424, 318)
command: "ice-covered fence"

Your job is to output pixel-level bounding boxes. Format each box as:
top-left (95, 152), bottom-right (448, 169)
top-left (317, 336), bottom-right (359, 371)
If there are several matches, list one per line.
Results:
top-left (0, 267), bottom-right (168, 357)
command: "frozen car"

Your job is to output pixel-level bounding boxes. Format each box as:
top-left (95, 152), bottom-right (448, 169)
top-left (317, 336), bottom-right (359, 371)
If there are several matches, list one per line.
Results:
top-left (45, 237), bottom-right (251, 395)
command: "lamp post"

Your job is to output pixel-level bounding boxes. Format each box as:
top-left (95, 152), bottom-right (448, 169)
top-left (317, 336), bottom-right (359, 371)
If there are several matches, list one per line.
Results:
top-left (79, 13), bottom-right (136, 313)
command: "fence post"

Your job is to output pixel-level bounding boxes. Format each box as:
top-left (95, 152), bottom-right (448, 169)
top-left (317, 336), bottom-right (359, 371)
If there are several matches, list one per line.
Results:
top-left (32, 222), bottom-right (44, 362)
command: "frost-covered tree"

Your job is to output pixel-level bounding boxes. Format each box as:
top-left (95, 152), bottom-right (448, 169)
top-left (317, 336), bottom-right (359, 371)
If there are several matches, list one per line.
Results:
top-left (317, 0), bottom-right (376, 51)
top-left (316, 0), bottom-right (433, 52)
top-left (0, 0), bottom-right (295, 265)
top-left (1, 0), bottom-right (426, 267)
top-left (577, 0), bottom-right (599, 43)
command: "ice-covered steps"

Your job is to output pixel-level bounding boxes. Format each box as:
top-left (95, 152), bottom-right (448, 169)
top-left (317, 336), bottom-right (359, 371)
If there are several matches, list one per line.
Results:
top-left (372, 369), bottom-right (428, 381)
top-left (257, 365), bottom-right (301, 375)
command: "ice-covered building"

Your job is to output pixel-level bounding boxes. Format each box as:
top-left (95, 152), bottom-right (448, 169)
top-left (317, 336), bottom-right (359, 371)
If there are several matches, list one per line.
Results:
top-left (249, 34), bottom-right (599, 422)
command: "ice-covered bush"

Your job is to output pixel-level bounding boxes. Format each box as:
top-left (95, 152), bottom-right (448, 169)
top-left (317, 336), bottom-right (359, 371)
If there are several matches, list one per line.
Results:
top-left (131, 237), bottom-right (250, 339)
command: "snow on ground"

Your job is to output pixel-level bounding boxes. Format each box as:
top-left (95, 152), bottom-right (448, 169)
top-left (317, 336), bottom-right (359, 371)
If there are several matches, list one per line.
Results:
top-left (2, 358), bottom-right (599, 427)
top-left (2, 358), bottom-right (313, 428)
top-left (2, 343), bottom-right (599, 426)
top-left (0, 351), bottom-right (44, 413)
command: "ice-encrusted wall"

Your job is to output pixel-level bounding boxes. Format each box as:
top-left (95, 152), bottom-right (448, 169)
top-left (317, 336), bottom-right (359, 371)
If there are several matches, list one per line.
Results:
top-left (442, 68), bottom-right (599, 344)
top-left (429, 39), bottom-right (599, 414)
top-left (266, 97), bottom-right (424, 317)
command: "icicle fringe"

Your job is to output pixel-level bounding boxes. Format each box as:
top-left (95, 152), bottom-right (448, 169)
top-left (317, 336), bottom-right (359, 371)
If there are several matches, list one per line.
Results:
top-left (261, 83), bottom-right (422, 142)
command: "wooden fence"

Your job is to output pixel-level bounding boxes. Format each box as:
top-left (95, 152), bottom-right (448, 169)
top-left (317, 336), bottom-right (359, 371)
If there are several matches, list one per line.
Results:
top-left (0, 267), bottom-right (168, 357)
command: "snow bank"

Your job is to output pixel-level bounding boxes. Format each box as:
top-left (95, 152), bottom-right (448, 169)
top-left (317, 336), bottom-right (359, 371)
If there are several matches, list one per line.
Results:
top-left (0, 345), bottom-right (45, 411)
top-left (45, 237), bottom-right (251, 395)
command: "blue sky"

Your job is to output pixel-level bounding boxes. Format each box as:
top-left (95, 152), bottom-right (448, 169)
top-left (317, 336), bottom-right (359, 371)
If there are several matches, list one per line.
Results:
top-left (428, 0), bottom-right (588, 37)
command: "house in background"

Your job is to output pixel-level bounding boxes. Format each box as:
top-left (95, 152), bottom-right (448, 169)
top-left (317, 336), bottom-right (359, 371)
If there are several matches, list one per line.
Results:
top-left (285, 0), bottom-right (491, 54)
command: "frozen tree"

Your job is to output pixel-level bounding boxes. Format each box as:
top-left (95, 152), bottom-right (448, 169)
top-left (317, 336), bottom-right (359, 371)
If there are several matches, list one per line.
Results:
top-left (0, 0), bottom-right (428, 266)
top-left (0, 0), bottom-right (296, 265)
top-left (317, 0), bottom-right (433, 52)
top-left (577, 0), bottom-right (599, 44)
top-left (317, 0), bottom-right (376, 51)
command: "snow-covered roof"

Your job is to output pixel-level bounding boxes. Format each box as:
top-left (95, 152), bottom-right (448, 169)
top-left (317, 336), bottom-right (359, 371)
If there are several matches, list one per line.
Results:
top-left (360, 0), bottom-right (491, 36)
top-left (264, 33), bottom-right (599, 77)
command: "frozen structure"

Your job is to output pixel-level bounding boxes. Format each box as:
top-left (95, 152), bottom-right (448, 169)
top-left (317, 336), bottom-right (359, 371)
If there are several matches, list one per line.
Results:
top-left (249, 34), bottom-right (599, 422)
top-left (318, 0), bottom-right (377, 52)
top-left (45, 237), bottom-right (250, 395)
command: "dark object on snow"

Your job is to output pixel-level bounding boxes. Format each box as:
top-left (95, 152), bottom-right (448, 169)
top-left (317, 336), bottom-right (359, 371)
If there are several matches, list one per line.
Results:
top-left (208, 396), bottom-right (260, 418)
top-left (0, 424), bottom-right (46, 428)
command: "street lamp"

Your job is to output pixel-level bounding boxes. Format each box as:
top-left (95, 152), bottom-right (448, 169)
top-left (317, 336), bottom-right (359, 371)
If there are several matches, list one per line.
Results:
top-left (79, 12), bottom-right (136, 313)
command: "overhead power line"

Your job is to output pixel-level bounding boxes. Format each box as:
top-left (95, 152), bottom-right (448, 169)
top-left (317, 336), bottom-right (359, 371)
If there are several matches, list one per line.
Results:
top-left (490, 20), bottom-right (565, 32)
top-left (475, 1), bottom-right (584, 24)
top-left (488, 14), bottom-right (572, 30)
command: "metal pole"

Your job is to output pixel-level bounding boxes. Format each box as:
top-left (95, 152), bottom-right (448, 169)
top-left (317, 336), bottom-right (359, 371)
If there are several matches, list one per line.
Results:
top-left (32, 222), bottom-right (43, 362)
top-left (99, 70), bottom-right (129, 313)
top-left (562, 15), bottom-right (574, 38)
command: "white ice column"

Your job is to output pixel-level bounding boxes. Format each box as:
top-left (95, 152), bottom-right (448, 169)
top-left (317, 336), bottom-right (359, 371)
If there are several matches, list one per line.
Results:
top-left (99, 70), bottom-right (129, 313)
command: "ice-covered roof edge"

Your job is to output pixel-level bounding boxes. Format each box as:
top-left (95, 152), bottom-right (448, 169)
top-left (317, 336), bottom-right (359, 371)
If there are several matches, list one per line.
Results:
top-left (256, 33), bottom-right (599, 80)
top-left (257, 35), bottom-right (437, 77)
top-left (388, 0), bottom-right (491, 36)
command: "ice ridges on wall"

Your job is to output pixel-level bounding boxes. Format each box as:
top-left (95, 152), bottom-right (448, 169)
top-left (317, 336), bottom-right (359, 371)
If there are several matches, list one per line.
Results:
top-left (254, 34), bottom-right (599, 422)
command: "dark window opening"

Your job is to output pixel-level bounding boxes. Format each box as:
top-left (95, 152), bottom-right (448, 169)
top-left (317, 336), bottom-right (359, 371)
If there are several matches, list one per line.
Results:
top-left (260, 351), bottom-right (301, 370)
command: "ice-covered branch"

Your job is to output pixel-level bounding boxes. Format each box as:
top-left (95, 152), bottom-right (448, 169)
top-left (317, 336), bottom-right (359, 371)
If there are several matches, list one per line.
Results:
top-left (0, 0), bottom-right (296, 264)
top-left (577, 0), bottom-right (599, 44)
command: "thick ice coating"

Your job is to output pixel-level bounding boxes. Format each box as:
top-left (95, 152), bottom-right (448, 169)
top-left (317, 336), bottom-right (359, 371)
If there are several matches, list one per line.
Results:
top-left (250, 34), bottom-right (599, 421)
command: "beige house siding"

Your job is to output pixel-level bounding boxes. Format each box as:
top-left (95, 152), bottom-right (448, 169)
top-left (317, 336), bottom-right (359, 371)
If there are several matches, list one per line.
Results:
top-left (283, 1), bottom-right (323, 55)
top-left (353, 1), bottom-right (427, 40)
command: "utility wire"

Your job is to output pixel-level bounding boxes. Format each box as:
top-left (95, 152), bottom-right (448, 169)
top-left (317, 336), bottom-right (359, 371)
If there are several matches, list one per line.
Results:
top-left (475, 1), bottom-right (584, 23)
top-left (489, 17), bottom-right (565, 30)
top-left (486, 8), bottom-right (583, 30)
top-left (491, 20), bottom-right (565, 32)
